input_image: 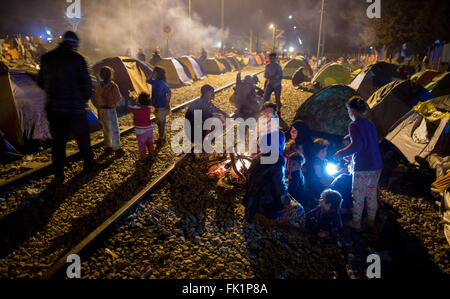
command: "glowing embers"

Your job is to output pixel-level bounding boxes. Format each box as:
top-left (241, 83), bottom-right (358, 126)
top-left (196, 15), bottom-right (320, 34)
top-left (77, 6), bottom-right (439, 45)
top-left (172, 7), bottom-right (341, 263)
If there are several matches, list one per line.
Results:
top-left (207, 153), bottom-right (252, 189)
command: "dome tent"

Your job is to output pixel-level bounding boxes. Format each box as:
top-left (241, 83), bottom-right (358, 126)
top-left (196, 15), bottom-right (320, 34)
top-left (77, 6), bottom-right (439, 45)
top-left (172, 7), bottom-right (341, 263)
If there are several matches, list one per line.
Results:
top-left (153, 58), bottom-right (193, 88)
top-left (293, 85), bottom-right (359, 136)
top-left (312, 62), bottom-right (351, 89)
top-left (178, 56), bottom-right (206, 80)
top-left (200, 58), bottom-right (227, 75)
top-left (283, 57), bottom-right (313, 79)
top-left (92, 56), bottom-right (153, 109)
top-left (411, 69), bottom-right (440, 87)
top-left (384, 95), bottom-right (449, 165)
top-left (349, 61), bottom-right (402, 101)
top-left (425, 72), bottom-right (450, 97)
top-left (366, 80), bottom-right (434, 138)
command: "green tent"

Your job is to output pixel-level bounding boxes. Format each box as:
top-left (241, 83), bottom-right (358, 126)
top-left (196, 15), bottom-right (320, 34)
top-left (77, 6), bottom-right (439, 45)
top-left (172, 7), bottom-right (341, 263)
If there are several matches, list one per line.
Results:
top-left (312, 62), bottom-right (351, 88)
top-left (425, 72), bottom-right (450, 97)
top-left (200, 58), bottom-right (227, 75)
top-left (293, 85), bottom-right (358, 136)
top-left (282, 57), bottom-right (313, 79)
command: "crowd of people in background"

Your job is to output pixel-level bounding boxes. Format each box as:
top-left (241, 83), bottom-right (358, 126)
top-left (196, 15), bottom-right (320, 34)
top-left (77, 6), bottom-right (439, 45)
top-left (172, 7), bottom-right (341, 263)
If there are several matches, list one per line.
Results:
top-left (35, 31), bottom-right (385, 244)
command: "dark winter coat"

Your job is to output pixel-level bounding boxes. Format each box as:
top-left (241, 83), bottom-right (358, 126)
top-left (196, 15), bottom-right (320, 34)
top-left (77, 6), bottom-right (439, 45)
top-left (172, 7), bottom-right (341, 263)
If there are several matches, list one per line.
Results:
top-left (37, 43), bottom-right (92, 114)
top-left (243, 153), bottom-right (288, 220)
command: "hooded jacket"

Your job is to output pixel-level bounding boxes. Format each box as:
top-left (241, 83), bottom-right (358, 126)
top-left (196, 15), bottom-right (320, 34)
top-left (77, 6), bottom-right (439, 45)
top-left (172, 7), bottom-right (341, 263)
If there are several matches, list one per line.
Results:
top-left (37, 42), bottom-right (92, 113)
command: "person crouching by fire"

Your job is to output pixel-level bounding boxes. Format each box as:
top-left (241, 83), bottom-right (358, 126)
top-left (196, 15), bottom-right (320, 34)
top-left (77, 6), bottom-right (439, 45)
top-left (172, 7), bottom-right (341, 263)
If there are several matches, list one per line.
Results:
top-left (185, 84), bottom-right (229, 145)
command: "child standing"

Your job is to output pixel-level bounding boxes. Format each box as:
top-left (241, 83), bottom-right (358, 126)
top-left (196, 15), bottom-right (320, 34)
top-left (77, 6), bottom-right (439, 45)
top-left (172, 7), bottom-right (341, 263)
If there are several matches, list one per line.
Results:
top-left (147, 67), bottom-right (171, 147)
top-left (334, 96), bottom-right (382, 230)
top-left (128, 92), bottom-right (155, 160)
top-left (95, 66), bottom-right (123, 155)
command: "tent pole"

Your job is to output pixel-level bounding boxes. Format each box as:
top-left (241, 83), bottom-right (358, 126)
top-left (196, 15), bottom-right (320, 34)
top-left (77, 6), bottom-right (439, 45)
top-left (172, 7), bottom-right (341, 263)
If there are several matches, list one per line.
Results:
top-left (221, 0), bottom-right (225, 56)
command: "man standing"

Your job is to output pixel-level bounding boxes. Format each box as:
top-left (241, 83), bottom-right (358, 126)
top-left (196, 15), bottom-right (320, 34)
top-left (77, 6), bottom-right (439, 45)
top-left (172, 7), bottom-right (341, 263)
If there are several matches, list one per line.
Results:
top-left (37, 31), bottom-right (95, 181)
top-left (263, 53), bottom-right (283, 115)
top-left (137, 48), bottom-right (146, 61)
top-left (185, 84), bottom-right (228, 143)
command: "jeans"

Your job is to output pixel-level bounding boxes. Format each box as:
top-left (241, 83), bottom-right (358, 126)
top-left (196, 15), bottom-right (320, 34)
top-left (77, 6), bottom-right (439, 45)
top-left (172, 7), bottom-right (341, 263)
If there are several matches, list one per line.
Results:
top-left (155, 107), bottom-right (170, 139)
top-left (263, 84), bottom-right (282, 110)
top-left (47, 110), bottom-right (93, 176)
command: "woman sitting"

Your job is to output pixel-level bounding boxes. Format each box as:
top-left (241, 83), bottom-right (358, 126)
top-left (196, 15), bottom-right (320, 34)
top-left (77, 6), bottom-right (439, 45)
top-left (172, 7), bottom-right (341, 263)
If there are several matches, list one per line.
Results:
top-left (243, 131), bottom-right (304, 227)
top-left (285, 120), bottom-right (314, 161)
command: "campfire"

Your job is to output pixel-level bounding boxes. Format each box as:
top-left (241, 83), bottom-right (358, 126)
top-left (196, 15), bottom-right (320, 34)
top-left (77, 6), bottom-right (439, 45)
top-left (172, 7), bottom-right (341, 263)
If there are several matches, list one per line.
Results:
top-left (207, 153), bottom-right (252, 189)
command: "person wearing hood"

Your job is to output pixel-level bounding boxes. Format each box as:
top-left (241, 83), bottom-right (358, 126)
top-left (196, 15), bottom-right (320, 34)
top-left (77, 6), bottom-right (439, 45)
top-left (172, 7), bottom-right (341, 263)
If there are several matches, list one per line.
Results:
top-left (243, 131), bottom-right (304, 226)
top-left (37, 31), bottom-right (95, 181)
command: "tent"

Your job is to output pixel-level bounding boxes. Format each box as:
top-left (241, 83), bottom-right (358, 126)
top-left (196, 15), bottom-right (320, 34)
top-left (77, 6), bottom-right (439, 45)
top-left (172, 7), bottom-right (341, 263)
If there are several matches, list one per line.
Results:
top-left (366, 80), bottom-right (435, 138)
top-left (200, 58), bottom-right (227, 75)
top-left (311, 62), bottom-right (351, 88)
top-left (178, 56), bottom-right (206, 80)
top-left (259, 53), bottom-right (266, 64)
top-left (236, 56), bottom-right (249, 67)
top-left (217, 58), bottom-right (234, 72)
top-left (153, 58), bottom-right (193, 87)
top-left (253, 54), bottom-right (263, 65)
top-left (411, 69), bottom-right (440, 87)
top-left (384, 95), bottom-right (449, 165)
top-left (0, 68), bottom-right (99, 147)
top-left (425, 72), bottom-right (450, 97)
top-left (226, 56), bottom-right (242, 71)
top-left (244, 54), bottom-right (258, 65)
top-left (282, 57), bottom-right (313, 79)
top-left (349, 62), bottom-right (402, 101)
top-left (350, 68), bottom-right (362, 79)
top-left (293, 85), bottom-right (359, 136)
top-left (92, 56), bottom-right (153, 108)
top-left (0, 70), bottom-right (50, 147)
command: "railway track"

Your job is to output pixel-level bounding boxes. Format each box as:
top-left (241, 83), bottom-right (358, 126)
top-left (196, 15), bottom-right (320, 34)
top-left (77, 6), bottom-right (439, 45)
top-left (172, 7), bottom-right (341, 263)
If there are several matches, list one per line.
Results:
top-left (0, 70), bottom-right (264, 279)
top-left (0, 74), bottom-right (257, 192)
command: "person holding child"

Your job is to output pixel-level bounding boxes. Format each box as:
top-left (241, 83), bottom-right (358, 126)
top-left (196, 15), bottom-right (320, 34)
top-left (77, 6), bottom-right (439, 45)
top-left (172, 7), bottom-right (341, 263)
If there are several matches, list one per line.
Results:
top-left (128, 92), bottom-right (155, 161)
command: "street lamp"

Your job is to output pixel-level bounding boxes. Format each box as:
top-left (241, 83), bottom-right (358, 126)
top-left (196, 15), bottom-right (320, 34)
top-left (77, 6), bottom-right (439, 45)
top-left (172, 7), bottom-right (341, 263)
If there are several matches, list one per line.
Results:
top-left (269, 23), bottom-right (276, 52)
top-left (289, 15), bottom-right (293, 20)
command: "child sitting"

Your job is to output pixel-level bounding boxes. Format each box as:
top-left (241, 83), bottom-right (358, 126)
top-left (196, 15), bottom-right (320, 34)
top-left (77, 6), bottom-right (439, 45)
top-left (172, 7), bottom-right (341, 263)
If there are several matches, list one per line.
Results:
top-left (304, 138), bottom-right (334, 200)
top-left (305, 189), bottom-right (343, 239)
top-left (128, 92), bottom-right (155, 160)
top-left (287, 152), bottom-right (307, 207)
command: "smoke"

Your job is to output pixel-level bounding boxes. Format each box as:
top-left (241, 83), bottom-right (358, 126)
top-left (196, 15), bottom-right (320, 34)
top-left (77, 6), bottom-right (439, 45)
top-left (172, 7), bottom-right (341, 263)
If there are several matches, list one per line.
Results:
top-left (290, 0), bottom-right (375, 56)
top-left (77, 0), bottom-right (227, 60)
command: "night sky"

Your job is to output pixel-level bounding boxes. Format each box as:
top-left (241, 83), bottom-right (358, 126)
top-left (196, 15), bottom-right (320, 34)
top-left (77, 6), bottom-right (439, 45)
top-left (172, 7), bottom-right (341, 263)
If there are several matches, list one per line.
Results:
top-left (0, 0), bottom-right (371, 54)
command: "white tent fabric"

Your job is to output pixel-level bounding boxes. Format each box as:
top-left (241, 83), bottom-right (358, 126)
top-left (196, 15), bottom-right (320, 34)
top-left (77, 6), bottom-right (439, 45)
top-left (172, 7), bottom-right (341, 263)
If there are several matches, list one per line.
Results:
top-left (385, 110), bottom-right (449, 165)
